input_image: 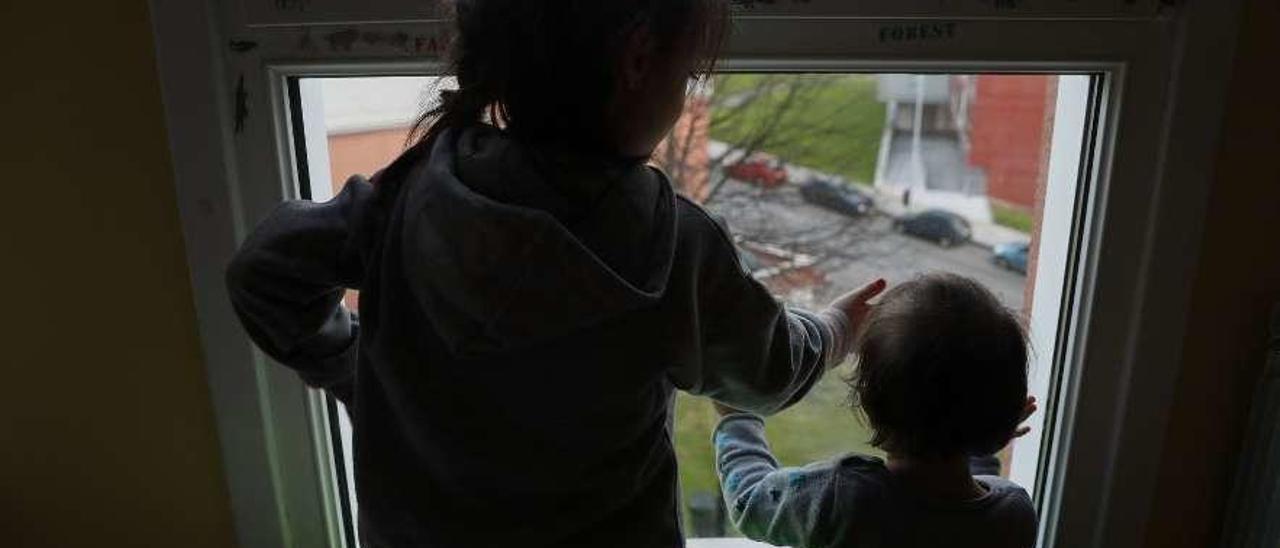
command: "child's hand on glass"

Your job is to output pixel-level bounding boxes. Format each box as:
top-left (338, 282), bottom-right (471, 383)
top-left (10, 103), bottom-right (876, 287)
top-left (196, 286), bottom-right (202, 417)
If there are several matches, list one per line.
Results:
top-left (819, 278), bottom-right (889, 362)
top-left (826, 278), bottom-right (888, 333)
top-left (1011, 396), bottom-right (1038, 439)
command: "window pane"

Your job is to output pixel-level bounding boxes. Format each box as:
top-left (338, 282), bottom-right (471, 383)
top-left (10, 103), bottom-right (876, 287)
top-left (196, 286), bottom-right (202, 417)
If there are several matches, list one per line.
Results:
top-left (658, 73), bottom-right (1088, 538)
top-left (294, 71), bottom-right (1094, 543)
top-left (294, 76), bottom-right (450, 547)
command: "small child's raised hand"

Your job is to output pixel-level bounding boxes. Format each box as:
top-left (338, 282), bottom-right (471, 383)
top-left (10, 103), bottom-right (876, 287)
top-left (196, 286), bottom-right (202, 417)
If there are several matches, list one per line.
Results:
top-left (1011, 396), bottom-right (1038, 439)
top-left (819, 278), bottom-right (888, 362)
top-left (827, 278), bottom-right (888, 332)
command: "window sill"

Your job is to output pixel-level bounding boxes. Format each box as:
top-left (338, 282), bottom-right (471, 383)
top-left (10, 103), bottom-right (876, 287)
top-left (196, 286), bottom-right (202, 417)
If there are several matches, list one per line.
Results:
top-left (688, 539), bottom-right (774, 548)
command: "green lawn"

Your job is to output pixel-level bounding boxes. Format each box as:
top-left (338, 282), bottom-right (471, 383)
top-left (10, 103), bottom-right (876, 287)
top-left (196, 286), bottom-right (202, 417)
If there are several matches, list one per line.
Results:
top-left (710, 74), bottom-right (887, 185)
top-left (992, 203), bottom-right (1035, 234)
top-left (674, 362), bottom-right (882, 532)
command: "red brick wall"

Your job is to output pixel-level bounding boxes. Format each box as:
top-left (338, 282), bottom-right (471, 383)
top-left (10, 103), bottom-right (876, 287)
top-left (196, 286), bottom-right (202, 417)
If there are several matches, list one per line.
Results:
top-left (1023, 77), bottom-right (1058, 317)
top-left (327, 128), bottom-right (412, 192)
top-left (967, 75), bottom-right (1055, 211)
top-left (326, 128), bottom-right (412, 310)
top-left (653, 96), bottom-right (713, 202)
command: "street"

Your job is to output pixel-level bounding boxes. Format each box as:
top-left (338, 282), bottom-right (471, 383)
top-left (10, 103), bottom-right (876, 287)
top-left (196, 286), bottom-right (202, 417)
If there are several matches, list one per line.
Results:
top-left (705, 179), bottom-right (1028, 312)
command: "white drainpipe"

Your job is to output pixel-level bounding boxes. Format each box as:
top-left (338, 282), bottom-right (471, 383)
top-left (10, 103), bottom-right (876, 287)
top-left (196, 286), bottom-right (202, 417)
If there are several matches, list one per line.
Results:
top-left (912, 74), bottom-right (927, 190)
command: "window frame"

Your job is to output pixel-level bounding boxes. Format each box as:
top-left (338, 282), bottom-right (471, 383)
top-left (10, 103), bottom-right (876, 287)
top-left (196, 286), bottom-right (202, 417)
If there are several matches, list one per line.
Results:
top-left (149, 2), bottom-right (1246, 547)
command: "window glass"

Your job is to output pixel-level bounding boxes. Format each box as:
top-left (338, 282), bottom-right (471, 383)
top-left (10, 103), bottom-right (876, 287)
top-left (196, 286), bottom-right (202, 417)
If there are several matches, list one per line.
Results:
top-left (294, 71), bottom-right (1094, 542)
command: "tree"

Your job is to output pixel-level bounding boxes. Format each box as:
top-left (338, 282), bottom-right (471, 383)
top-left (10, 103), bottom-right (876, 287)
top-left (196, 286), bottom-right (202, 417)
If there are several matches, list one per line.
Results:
top-left (654, 74), bottom-right (893, 305)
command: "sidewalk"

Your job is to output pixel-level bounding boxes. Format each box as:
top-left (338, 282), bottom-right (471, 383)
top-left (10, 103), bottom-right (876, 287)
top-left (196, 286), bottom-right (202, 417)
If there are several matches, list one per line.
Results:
top-left (863, 184), bottom-right (1031, 250)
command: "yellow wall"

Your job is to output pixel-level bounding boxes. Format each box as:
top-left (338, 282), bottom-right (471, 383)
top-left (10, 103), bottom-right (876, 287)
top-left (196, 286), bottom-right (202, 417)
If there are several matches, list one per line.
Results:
top-left (1146, 0), bottom-right (1280, 545)
top-left (0, 1), bottom-right (237, 547)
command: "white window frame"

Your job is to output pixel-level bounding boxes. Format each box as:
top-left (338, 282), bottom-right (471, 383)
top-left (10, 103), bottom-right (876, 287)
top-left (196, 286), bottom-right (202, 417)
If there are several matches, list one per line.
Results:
top-left (149, 1), bottom-right (1246, 547)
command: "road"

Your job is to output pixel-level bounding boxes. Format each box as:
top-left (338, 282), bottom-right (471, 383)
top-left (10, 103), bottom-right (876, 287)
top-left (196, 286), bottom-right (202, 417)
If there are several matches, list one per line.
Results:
top-left (705, 179), bottom-right (1028, 312)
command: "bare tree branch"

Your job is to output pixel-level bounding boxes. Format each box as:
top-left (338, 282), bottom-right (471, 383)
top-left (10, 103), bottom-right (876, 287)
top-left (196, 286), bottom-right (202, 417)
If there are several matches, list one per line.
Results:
top-left (655, 74), bottom-right (892, 291)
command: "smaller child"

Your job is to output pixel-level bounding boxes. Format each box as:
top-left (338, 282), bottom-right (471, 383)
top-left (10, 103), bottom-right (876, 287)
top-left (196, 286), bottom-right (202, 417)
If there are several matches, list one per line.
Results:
top-left (713, 273), bottom-right (1038, 548)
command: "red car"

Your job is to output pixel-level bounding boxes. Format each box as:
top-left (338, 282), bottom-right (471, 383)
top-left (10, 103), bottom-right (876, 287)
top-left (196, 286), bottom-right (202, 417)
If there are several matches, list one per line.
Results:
top-left (726, 155), bottom-right (788, 188)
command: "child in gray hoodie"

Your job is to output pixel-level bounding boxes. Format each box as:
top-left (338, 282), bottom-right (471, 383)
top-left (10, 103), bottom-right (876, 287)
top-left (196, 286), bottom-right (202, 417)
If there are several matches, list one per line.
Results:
top-left (225, 1), bottom-right (885, 546)
top-left (715, 273), bottom-right (1038, 548)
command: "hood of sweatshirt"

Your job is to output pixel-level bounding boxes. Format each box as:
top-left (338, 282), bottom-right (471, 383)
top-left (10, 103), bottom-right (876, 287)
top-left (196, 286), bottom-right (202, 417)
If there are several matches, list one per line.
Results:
top-left (397, 127), bottom-right (678, 358)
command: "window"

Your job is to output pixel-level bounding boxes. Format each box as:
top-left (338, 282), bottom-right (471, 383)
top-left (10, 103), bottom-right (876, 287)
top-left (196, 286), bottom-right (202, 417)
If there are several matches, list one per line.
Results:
top-left (289, 70), bottom-right (1098, 543)
top-left (153, 4), bottom-right (1235, 548)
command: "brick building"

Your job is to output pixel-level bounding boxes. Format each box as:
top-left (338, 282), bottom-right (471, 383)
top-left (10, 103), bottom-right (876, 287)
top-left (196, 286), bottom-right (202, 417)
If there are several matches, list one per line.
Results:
top-left (965, 75), bottom-right (1056, 212)
top-left (652, 95), bottom-right (714, 201)
top-left (875, 74), bottom-right (1056, 221)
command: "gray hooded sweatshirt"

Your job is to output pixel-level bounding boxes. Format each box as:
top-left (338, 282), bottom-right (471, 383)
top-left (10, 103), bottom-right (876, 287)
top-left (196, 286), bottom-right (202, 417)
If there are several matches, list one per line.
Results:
top-left (226, 127), bottom-right (843, 547)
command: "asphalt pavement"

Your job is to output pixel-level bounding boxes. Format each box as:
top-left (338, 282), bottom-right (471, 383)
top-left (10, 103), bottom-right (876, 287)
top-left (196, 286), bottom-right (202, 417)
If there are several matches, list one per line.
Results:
top-left (705, 179), bottom-right (1028, 312)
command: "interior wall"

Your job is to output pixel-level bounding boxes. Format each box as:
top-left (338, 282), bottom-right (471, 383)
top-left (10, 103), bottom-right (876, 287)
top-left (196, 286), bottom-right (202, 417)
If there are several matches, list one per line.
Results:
top-left (1145, 0), bottom-right (1280, 544)
top-left (1, 1), bottom-right (1273, 547)
top-left (0, 1), bottom-right (237, 546)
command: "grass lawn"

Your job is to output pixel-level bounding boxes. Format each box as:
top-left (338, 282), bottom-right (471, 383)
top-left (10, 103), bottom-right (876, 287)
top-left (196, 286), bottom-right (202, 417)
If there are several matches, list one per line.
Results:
top-left (673, 361), bottom-right (882, 532)
top-left (710, 74), bottom-right (887, 185)
top-left (991, 203), bottom-right (1035, 234)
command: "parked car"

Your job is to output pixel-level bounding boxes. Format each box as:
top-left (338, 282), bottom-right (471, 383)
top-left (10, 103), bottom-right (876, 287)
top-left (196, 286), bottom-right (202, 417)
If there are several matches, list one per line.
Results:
top-left (992, 241), bottom-right (1030, 274)
top-left (726, 154), bottom-right (788, 188)
top-left (799, 178), bottom-right (874, 216)
top-left (893, 209), bottom-right (973, 247)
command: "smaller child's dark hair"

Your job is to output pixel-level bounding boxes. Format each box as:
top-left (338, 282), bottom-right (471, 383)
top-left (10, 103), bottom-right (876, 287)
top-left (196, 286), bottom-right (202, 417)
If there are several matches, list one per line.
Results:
top-left (850, 273), bottom-right (1028, 458)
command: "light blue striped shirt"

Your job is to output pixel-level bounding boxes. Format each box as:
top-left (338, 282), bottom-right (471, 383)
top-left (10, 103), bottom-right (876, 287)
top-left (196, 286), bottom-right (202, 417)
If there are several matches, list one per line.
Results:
top-left (714, 414), bottom-right (1037, 548)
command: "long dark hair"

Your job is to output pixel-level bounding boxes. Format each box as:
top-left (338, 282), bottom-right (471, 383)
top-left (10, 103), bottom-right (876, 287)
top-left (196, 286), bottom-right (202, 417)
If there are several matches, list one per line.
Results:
top-left (411, 0), bottom-right (729, 149)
